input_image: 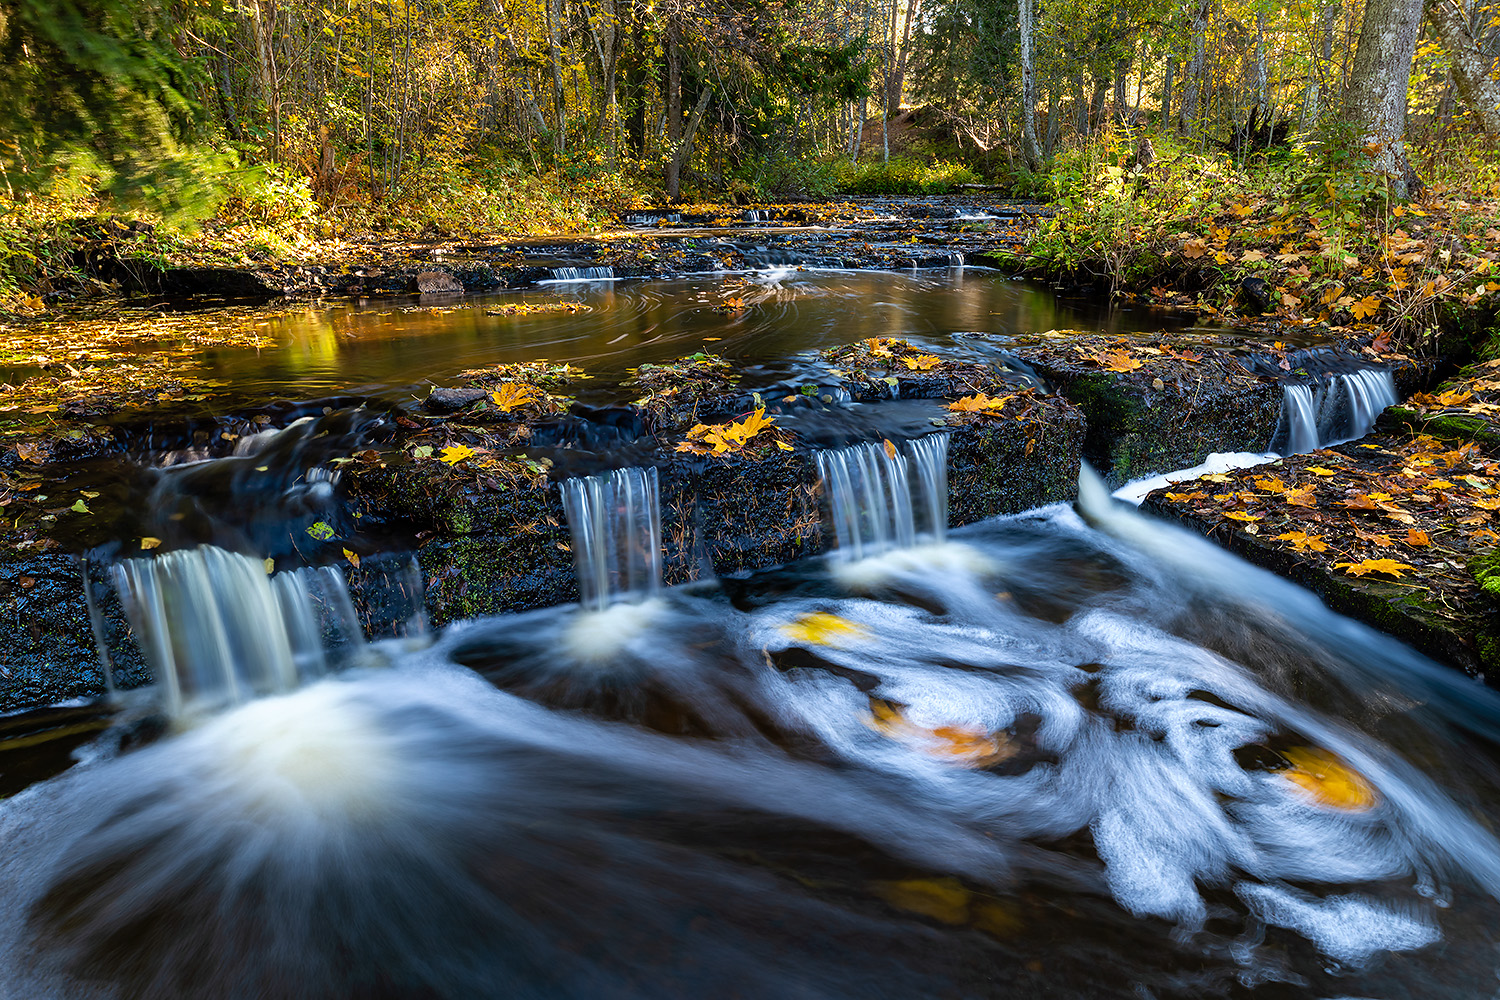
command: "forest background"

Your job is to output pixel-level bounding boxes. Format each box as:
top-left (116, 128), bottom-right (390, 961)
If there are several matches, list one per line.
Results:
top-left (0, 0), bottom-right (1497, 306)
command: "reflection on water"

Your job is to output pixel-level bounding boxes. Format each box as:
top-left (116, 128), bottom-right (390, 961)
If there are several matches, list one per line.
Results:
top-left (5, 502), bottom-right (1500, 998)
top-left (173, 269), bottom-right (1209, 405)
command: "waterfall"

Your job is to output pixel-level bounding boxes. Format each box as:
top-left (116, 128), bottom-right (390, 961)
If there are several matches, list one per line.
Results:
top-left (816, 434), bottom-right (950, 561)
top-left (1272, 368), bottom-right (1397, 455)
top-left (113, 547), bottom-right (364, 717)
top-left (559, 467), bottom-right (662, 612)
top-left (545, 266), bottom-right (617, 282)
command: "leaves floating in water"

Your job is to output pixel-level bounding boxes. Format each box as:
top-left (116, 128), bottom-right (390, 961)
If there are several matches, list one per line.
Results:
top-left (874, 877), bottom-right (1023, 936)
top-left (865, 698), bottom-right (1016, 769)
top-left (1277, 747), bottom-right (1378, 811)
top-left (69, 499), bottom-right (91, 514)
top-left (778, 612), bottom-right (869, 647)
top-left (306, 521), bottom-right (337, 541)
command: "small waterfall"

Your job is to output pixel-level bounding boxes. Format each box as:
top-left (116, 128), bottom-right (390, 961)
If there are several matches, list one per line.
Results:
top-left (742, 209), bottom-right (768, 223)
top-left (113, 547), bottom-right (364, 717)
top-left (624, 212), bottom-right (681, 227)
top-left (1272, 368), bottom-right (1397, 455)
top-left (546, 266), bottom-right (616, 282)
top-left (559, 467), bottom-right (662, 611)
top-left (947, 251), bottom-right (965, 268)
top-left (816, 434), bottom-right (950, 561)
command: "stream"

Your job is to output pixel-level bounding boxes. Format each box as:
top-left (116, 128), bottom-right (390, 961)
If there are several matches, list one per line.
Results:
top-left (0, 256), bottom-right (1482, 1000)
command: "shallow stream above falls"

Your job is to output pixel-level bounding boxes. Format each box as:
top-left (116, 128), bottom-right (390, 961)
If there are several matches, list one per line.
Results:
top-left (6, 268), bottom-right (1225, 409)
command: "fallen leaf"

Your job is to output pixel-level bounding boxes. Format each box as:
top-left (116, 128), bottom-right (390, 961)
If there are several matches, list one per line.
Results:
top-left (491, 383), bottom-right (542, 412)
top-left (306, 521), bottom-right (337, 541)
top-left (948, 393), bottom-right (1013, 413)
top-left (1278, 747), bottom-right (1378, 811)
top-left (780, 612), bottom-right (869, 647)
top-left (140, 537), bottom-right (162, 550)
top-left (342, 547), bottom-right (361, 569)
top-left (1335, 558), bottom-right (1415, 578)
top-left (1224, 511), bottom-right (1262, 522)
top-left (1275, 530), bottom-right (1328, 553)
top-left (440, 444), bottom-right (476, 465)
top-left (1405, 529), bottom-right (1431, 546)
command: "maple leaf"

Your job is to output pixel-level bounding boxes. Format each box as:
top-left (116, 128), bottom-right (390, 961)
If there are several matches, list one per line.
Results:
top-left (1091, 349), bottom-right (1142, 372)
top-left (1283, 486), bottom-right (1318, 507)
top-left (1253, 476), bottom-right (1286, 493)
top-left (1342, 494), bottom-right (1380, 510)
top-left (1165, 491), bottom-right (1206, 502)
top-left (1335, 558), bottom-right (1416, 578)
top-left (1163, 348), bottom-right (1203, 362)
top-left (1277, 747), bottom-right (1378, 811)
top-left (1224, 511), bottom-right (1262, 522)
top-left (948, 393), bottom-right (1014, 413)
top-left (780, 612), bottom-right (869, 647)
top-left (1350, 295), bottom-right (1383, 320)
top-left (1240, 249), bottom-right (1268, 263)
top-left (490, 383), bottom-right (541, 412)
top-left (440, 444), bottom-right (475, 465)
top-left (1307, 466), bottom-right (1338, 477)
top-left (1404, 529), bottom-right (1431, 546)
top-left (1182, 238), bottom-right (1209, 259)
top-left (903, 354), bottom-right (943, 371)
top-left (1275, 531), bottom-right (1328, 553)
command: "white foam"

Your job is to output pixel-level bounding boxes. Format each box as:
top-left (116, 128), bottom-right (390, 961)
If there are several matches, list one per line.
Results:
top-left (1114, 452), bottom-right (1277, 505)
top-left (1235, 883), bottom-right (1440, 966)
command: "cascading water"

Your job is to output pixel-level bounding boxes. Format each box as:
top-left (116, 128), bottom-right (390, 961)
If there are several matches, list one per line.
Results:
top-left (816, 433), bottom-right (949, 561)
top-left (1272, 368), bottom-right (1398, 455)
top-left (559, 466), bottom-right (662, 611)
top-left (111, 545), bottom-right (363, 716)
top-left (546, 265), bottom-right (617, 282)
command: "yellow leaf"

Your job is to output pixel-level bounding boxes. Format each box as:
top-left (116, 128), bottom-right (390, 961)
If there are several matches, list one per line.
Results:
top-left (1224, 511), bottom-right (1262, 522)
top-left (440, 444), bottom-right (475, 465)
top-left (1182, 238), bottom-right (1209, 259)
top-left (884, 438), bottom-right (897, 459)
top-left (342, 547), bottom-right (362, 568)
top-left (948, 393), bottom-right (1014, 413)
top-left (1275, 530), bottom-right (1328, 552)
top-left (491, 383), bottom-right (541, 412)
top-left (1278, 747), bottom-right (1378, 811)
top-left (903, 354), bottom-right (943, 371)
top-left (140, 537), bottom-right (162, 550)
top-left (780, 612), bottom-right (869, 647)
top-left (1093, 349), bottom-right (1142, 372)
top-left (1405, 529), bottom-right (1431, 546)
top-left (1350, 295), bottom-right (1382, 320)
top-left (876, 878), bottom-right (971, 924)
top-left (1334, 558), bottom-right (1416, 578)
top-left (1307, 466), bottom-right (1338, 476)
top-left (775, 439), bottom-right (794, 451)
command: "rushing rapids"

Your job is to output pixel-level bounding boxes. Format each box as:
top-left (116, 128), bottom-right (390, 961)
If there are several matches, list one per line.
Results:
top-left (4, 463), bottom-right (1500, 998)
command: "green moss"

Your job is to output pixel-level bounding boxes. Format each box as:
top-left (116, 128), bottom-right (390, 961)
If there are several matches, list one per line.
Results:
top-left (1473, 548), bottom-right (1500, 601)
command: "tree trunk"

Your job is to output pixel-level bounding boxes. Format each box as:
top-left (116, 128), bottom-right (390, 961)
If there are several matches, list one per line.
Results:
top-left (1161, 56), bottom-right (1175, 125)
top-left (667, 86), bottom-right (712, 201)
top-left (1088, 75), bottom-right (1110, 132)
top-left (1018, 0), bottom-right (1043, 170)
top-left (1342, 0), bottom-right (1424, 196)
top-left (1179, 0), bottom-right (1210, 135)
top-left (1044, 84), bottom-right (1061, 156)
top-left (665, 25), bottom-right (683, 197)
top-left (1300, 3), bottom-right (1339, 131)
top-left (1426, 0), bottom-right (1500, 135)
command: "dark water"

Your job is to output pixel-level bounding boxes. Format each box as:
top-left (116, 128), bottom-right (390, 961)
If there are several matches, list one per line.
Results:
top-left (4, 496), bottom-right (1500, 999)
top-left (36, 269), bottom-right (1216, 407)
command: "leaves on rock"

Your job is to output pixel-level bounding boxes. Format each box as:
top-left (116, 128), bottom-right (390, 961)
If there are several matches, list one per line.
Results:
top-left (677, 407), bottom-right (785, 456)
top-left (1334, 558), bottom-right (1415, 578)
top-left (306, 521), bottom-right (336, 541)
top-left (490, 383), bottom-right (542, 412)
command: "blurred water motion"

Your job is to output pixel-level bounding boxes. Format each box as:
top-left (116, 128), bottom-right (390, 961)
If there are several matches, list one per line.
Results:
top-left (5, 502), bottom-right (1500, 998)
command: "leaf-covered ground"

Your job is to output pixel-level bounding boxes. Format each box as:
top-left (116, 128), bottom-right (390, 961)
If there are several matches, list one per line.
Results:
top-left (1144, 360), bottom-right (1500, 674)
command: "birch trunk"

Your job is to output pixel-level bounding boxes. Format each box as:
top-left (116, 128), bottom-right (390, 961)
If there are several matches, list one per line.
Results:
top-left (1425, 0), bottom-right (1500, 135)
top-left (1018, 0), bottom-right (1043, 170)
top-left (1179, 0), bottom-right (1210, 135)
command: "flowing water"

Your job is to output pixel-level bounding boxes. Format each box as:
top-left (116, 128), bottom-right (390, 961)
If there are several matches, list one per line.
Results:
top-left (0, 249), bottom-right (1475, 998)
top-left (5, 464), bottom-right (1500, 998)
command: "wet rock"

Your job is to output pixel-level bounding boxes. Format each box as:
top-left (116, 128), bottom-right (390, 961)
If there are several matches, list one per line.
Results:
top-left (423, 387), bottom-right (491, 414)
top-left (1238, 276), bottom-right (1273, 315)
top-left (1019, 341), bottom-right (1283, 486)
top-left (414, 271), bottom-right (464, 295)
top-left (0, 553), bottom-right (149, 713)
